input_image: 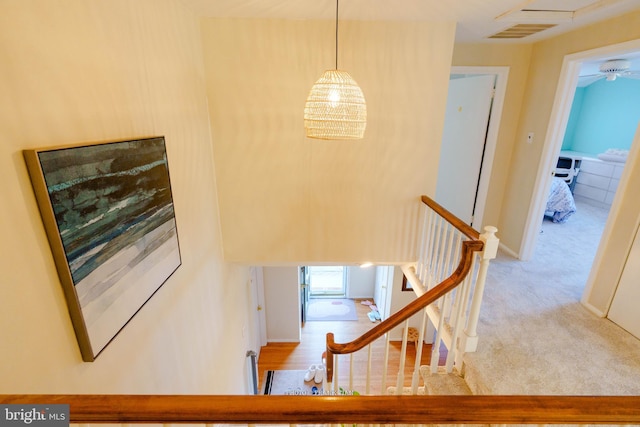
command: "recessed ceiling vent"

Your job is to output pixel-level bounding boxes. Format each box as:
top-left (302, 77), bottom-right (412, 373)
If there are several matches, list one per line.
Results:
top-left (490, 0), bottom-right (616, 39)
top-left (489, 23), bottom-right (557, 39)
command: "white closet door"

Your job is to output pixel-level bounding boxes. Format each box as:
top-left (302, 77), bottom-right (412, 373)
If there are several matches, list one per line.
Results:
top-left (608, 224), bottom-right (640, 340)
top-left (435, 74), bottom-right (495, 224)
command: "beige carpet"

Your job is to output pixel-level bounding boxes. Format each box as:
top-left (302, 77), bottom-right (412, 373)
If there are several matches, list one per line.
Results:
top-left (462, 197), bottom-right (640, 396)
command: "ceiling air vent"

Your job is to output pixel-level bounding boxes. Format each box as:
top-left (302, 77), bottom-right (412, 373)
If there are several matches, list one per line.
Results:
top-left (489, 23), bottom-right (557, 39)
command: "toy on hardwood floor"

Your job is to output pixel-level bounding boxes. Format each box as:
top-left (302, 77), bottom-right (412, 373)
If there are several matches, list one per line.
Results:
top-left (407, 326), bottom-right (419, 347)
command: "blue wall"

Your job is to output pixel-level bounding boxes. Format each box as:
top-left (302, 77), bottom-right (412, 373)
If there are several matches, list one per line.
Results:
top-left (561, 78), bottom-right (640, 155)
top-left (561, 88), bottom-right (585, 150)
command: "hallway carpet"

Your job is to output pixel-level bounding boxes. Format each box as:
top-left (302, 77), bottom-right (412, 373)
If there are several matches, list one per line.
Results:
top-left (463, 198), bottom-right (640, 395)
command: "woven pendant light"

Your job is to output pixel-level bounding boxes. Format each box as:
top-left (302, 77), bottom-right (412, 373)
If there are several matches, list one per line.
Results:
top-left (304, 0), bottom-right (366, 140)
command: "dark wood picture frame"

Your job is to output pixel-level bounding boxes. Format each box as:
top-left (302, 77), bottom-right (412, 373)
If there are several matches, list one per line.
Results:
top-left (24, 136), bottom-right (181, 361)
top-left (401, 274), bottom-right (412, 291)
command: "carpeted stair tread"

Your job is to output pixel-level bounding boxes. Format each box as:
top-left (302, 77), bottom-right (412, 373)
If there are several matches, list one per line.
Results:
top-left (420, 365), bottom-right (472, 395)
top-left (385, 386), bottom-right (426, 395)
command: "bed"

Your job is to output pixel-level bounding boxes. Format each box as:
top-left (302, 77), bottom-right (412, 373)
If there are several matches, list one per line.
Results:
top-left (545, 177), bottom-right (576, 223)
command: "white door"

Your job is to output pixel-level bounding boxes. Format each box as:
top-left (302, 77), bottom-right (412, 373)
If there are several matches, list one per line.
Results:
top-left (250, 267), bottom-right (267, 353)
top-left (435, 74), bottom-right (496, 224)
top-left (608, 225), bottom-right (640, 340)
top-left (374, 266), bottom-right (393, 320)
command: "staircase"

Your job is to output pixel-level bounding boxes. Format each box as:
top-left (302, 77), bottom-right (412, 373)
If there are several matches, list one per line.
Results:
top-left (419, 366), bottom-right (472, 395)
top-left (387, 366), bottom-right (471, 396)
top-left (322, 195), bottom-right (498, 397)
top-left (4, 196), bottom-right (639, 424)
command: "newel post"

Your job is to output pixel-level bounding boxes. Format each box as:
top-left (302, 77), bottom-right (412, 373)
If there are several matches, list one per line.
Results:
top-left (460, 225), bottom-right (499, 352)
top-left (326, 333), bottom-right (335, 383)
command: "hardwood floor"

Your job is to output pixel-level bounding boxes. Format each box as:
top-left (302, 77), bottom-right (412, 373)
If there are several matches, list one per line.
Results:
top-left (257, 298), bottom-right (446, 394)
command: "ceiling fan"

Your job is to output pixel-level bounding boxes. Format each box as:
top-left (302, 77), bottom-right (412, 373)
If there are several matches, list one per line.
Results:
top-left (578, 59), bottom-right (640, 87)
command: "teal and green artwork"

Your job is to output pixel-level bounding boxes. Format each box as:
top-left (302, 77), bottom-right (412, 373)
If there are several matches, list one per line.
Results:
top-left (24, 137), bottom-right (181, 361)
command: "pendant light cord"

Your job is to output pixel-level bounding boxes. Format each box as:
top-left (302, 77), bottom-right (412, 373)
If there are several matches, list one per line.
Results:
top-left (335, 0), bottom-right (339, 70)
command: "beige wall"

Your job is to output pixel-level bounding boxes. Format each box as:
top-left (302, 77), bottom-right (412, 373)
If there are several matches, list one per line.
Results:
top-left (201, 18), bottom-right (456, 265)
top-left (0, 0), bottom-right (254, 394)
top-left (453, 12), bottom-right (640, 256)
top-left (452, 15), bottom-right (640, 314)
top-left (585, 125), bottom-right (640, 313)
top-left (4, 0), bottom-right (637, 395)
top-left (451, 43), bottom-right (533, 233)
top-left (498, 10), bottom-right (640, 254)
top-left (263, 267), bottom-right (301, 342)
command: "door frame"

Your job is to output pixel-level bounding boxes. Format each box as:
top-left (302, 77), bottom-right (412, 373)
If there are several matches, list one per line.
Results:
top-left (307, 265), bottom-right (348, 298)
top-left (449, 66), bottom-right (509, 230)
top-left (518, 38), bottom-right (640, 314)
top-left (373, 265), bottom-right (393, 321)
top-left (520, 38), bottom-right (640, 261)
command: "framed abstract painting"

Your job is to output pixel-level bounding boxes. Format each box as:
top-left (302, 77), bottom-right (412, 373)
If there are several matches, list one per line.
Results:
top-left (24, 136), bottom-right (181, 361)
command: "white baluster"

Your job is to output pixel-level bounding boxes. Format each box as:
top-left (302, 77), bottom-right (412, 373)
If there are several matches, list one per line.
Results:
top-left (445, 233), bottom-right (463, 319)
top-left (424, 208), bottom-right (437, 282)
top-left (349, 353), bottom-right (354, 392)
top-left (431, 216), bottom-right (444, 288)
top-left (424, 214), bottom-right (435, 288)
top-left (444, 225), bottom-right (454, 287)
top-left (460, 226), bottom-right (499, 353)
top-left (443, 225), bottom-right (458, 279)
top-left (395, 320), bottom-right (410, 394)
top-left (452, 232), bottom-right (462, 277)
top-left (411, 308), bottom-right (428, 394)
top-left (447, 270), bottom-right (473, 372)
top-left (417, 205), bottom-right (430, 281)
top-left (442, 288), bottom-right (453, 320)
top-left (333, 353), bottom-right (339, 394)
top-left (430, 293), bottom-right (447, 373)
top-left (381, 333), bottom-right (390, 393)
top-left (433, 220), bottom-right (445, 286)
top-left (366, 344), bottom-right (372, 395)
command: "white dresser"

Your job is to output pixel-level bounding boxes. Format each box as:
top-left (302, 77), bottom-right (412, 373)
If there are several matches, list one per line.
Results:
top-left (573, 157), bottom-right (625, 207)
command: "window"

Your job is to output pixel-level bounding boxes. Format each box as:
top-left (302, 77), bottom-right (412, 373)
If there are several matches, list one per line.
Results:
top-left (308, 266), bottom-right (347, 297)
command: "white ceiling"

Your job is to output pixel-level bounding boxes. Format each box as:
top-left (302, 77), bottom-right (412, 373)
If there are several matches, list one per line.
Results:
top-left (181, 0), bottom-right (640, 43)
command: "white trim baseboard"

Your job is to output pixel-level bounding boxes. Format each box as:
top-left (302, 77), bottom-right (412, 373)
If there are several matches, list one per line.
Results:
top-left (498, 242), bottom-right (520, 259)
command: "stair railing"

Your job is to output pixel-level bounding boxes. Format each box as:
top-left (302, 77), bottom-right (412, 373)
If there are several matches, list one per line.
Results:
top-left (2, 394), bottom-right (640, 425)
top-left (410, 195), bottom-right (499, 376)
top-left (4, 203), bottom-right (640, 425)
top-left (325, 195), bottom-right (498, 394)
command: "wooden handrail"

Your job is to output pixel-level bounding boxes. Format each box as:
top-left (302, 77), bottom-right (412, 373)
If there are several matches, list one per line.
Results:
top-left (325, 195), bottom-right (485, 382)
top-left (1, 394), bottom-right (640, 424)
top-left (326, 239), bottom-right (483, 381)
top-left (421, 194), bottom-right (479, 240)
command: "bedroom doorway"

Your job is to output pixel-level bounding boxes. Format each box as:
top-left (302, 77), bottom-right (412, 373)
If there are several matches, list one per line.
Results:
top-left (521, 40), bottom-right (640, 260)
top-left (521, 38), bottom-right (640, 308)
